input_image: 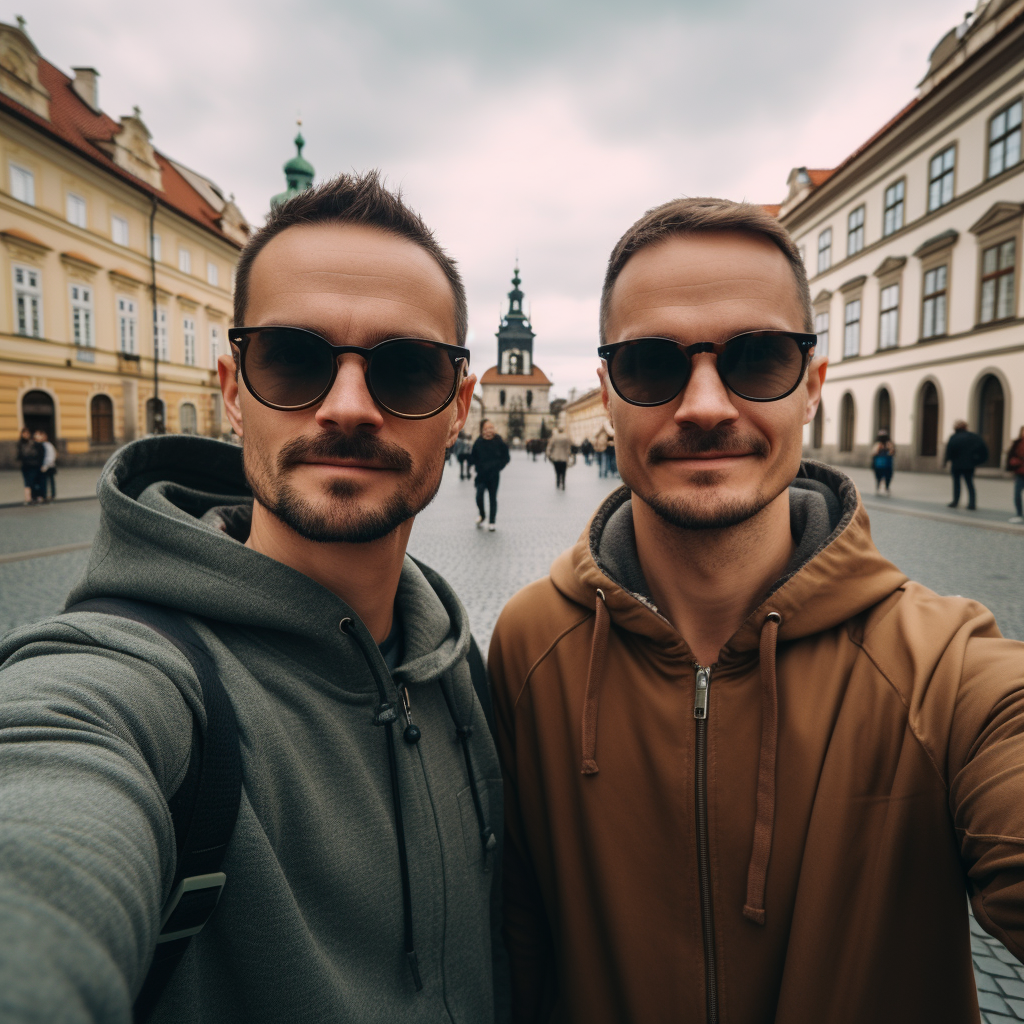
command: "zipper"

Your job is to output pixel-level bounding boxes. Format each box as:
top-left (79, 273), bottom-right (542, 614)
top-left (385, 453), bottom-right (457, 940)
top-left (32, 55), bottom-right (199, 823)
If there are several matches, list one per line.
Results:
top-left (694, 663), bottom-right (718, 1024)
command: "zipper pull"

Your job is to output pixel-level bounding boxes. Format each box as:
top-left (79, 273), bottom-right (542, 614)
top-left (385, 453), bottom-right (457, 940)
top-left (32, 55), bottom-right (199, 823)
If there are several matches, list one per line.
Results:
top-left (694, 665), bottom-right (712, 719)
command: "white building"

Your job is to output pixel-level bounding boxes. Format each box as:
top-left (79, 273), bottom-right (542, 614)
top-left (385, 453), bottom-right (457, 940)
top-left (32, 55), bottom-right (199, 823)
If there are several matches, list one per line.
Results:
top-left (776, 0), bottom-right (1023, 473)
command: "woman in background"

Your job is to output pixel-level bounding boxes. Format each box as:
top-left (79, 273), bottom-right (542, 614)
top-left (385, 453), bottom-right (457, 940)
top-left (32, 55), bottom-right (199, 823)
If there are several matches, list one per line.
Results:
top-left (871, 429), bottom-right (896, 495)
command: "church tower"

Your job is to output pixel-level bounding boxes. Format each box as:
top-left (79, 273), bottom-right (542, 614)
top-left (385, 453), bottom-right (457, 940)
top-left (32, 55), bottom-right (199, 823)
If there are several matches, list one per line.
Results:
top-left (271, 125), bottom-right (315, 208)
top-left (478, 266), bottom-right (552, 441)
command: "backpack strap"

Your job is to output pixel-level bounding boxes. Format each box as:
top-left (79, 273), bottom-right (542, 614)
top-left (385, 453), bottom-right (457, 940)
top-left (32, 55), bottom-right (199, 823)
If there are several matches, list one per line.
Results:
top-left (467, 634), bottom-right (495, 737)
top-left (63, 598), bottom-right (242, 1022)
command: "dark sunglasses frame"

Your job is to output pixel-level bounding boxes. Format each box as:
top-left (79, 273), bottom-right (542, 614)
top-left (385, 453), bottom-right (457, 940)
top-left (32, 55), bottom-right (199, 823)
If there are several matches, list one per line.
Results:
top-left (228, 326), bottom-right (470, 419)
top-left (597, 330), bottom-right (818, 406)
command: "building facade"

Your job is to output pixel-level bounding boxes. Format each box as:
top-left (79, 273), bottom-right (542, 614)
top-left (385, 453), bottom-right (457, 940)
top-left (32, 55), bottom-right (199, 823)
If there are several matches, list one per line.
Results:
top-left (776, 0), bottom-right (1023, 473)
top-left (563, 385), bottom-right (606, 446)
top-left (478, 268), bottom-right (553, 441)
top-left (0, 19), bottom-right (250, 466)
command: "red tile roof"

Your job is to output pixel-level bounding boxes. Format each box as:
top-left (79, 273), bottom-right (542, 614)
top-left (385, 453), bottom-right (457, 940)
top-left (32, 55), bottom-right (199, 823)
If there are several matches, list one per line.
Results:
top-left (806, 169), bottom-right (835, 187)
top-left (479, 365), bottom-right (552, 386)
top-left (0, 57), bottom-right (243, 247)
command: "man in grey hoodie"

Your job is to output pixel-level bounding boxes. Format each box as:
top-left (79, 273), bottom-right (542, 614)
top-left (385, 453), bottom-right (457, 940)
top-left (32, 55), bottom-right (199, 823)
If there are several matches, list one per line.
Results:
top-left (0, 172), bottom-right (506, 1023)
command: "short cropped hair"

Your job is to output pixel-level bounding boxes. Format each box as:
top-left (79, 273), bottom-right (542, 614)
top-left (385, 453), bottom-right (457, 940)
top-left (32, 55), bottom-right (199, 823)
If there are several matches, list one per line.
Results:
top-left (599, 196), bottom-right (814, 341)
top-left (234, 171), bottom-right (468, 344)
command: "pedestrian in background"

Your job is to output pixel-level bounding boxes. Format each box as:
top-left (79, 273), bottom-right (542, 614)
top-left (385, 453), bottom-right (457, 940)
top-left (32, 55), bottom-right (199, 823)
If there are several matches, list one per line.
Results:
top-left (454, 432), bottom-right (472, 479)
top-left (943, 419), bottom-right (988, 510)
top-left (15, 427), bottom-right (41, 505)
top-left (870, 429), bottom-right (895, 495)
top-left (38, 431), bottom-right (57, 502)
top-left (1007, 425), bottom-right (1024, 524)
top-left (471, 419), bottom-right (509, 532)
top-left (593, 426), bottom-right (609, 478)
top-left (546, 427), bottom-right (572, 490)
top-left (581, 438), bottom-right (594, 465)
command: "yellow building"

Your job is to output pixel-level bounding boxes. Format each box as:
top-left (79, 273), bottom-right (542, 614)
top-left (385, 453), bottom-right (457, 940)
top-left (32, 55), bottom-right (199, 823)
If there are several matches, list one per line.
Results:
top-left (0, 18), bottom-right (250, 466)
top-left (563, 385), bottom-right (606, 446)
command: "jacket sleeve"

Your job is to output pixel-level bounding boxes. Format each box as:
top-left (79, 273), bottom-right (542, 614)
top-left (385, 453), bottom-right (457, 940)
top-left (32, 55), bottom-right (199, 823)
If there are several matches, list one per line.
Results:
top-left (488, 621), bottom-right (556, 1024)
top-left (501, 439), bottom-right (511, 468)
top-left (941, 610), bottom-right (1024, 961)
top-left (0, 616), bottom-right (196, 1023)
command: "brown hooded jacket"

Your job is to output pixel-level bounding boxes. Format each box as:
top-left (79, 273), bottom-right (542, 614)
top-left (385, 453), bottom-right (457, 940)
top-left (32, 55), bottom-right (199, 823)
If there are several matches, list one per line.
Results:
top-left (489, 461), bottom-right (1024, 1023)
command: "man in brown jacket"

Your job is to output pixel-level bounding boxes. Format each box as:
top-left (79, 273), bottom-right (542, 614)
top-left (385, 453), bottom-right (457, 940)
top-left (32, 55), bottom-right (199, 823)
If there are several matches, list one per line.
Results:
top-left (488, 197), bottom-right (1024, 1024)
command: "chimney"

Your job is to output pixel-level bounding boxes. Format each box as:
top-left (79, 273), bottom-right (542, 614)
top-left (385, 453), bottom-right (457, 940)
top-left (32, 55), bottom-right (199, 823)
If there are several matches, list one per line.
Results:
top-left (71, 67), bottom-right (99, 111)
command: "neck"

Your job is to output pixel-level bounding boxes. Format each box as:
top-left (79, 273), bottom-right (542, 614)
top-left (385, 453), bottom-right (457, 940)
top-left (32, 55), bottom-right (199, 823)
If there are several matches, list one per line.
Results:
top-left (632, 489), bottom-right (794, 666)
top-left (246, 502), bottom-right (411, 643)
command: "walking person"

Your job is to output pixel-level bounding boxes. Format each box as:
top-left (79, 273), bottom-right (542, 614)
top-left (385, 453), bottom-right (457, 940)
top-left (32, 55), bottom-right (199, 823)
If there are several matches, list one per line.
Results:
top-left (581, 438), bottom-right (593, 465)
top-left (870, 429), bottom-right (895, 494)
top-left (455, 432), bottom-right (472, 479)
top-left (944, 419), bottom-right (988, 509)
top-left (471, 419), bottom-right (509, 531)
top-left (593, 427), bottom-right (609, 478)
top-left (15, 427), bottom-right (41, 505)
top-left (0, 173), bottom-right (507, 1023)
top-left (37, 430), bottom-right (57, 502)
top-left (489, 196), bottom-right (1024, 1024)
top-left (546, 427), bottom-right (572, 490)
top-left (1007, 425), bottom-right (1024, 523)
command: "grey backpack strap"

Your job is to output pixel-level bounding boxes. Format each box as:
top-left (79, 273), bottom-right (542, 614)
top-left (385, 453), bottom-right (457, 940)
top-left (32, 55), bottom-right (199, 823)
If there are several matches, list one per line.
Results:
top-left (63, 598), bottom-right (242, 1022)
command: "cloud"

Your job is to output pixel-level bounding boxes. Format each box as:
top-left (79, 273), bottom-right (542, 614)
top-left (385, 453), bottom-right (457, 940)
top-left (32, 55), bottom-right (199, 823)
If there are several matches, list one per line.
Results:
top-left (16, 0), bottom-right (972, 391)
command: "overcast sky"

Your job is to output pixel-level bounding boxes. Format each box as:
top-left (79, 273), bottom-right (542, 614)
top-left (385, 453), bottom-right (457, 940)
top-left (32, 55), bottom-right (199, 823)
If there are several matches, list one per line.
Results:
top-left (18, 0), bottom-right (970, 396)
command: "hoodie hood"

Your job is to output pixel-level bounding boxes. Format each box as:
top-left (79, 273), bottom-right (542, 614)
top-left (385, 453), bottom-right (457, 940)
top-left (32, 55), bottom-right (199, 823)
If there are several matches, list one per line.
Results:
top-left (550, 459), bottom-right (907, 659)
top-left (66, 434), bottom-right (470, 688)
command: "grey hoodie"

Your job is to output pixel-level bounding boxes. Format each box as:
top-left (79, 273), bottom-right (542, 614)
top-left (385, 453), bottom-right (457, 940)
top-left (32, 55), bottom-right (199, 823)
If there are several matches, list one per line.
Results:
top-left (0, 435), bottom-right (505, 1024)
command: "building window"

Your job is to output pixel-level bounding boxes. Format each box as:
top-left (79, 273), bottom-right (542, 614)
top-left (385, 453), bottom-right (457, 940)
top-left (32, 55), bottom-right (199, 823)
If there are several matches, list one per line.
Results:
top-left (883, 180), bottom-right (904, 236)
top-left (879, 283), bottom-right (899, 350)
top-left (210, 325), bottom-right (222, 367)
top-left (928, 146), bottom-right (955, 212)
top-left (117, 296), bottom-right (138, 354)
top-left (70, 283), bottom-right (94, 347)
top-left (149, 233), bottom-right (162, 262)
top-left (90, 394), bottom-right (114, 445)
top-left (156, 306), bottom-right (169, 361)
top-left (111, 215), bottom-right (129, 247)
top-left (146, 398), bottom-right (165, 435)
top-left (922, 266), bottom-right (948, 338)
top-left (179, 248), bottom-right (192, 274)
top-left (13, 264), bottom-right (42, 337)
top-left (180, 402), bottom-right (198, 435)
top-left (988, 99), bottom-right (1022, 179)
top-left (814, 311), bottom-right (829, 360)
top-left (843, 299), bottom-right (861, 358)
top-left (980, 239), bottom-right (1016, 323)
top-left (9, 162), bottom-right (34, 205)
top-left (207, 261), bottom-right (219, 287)
top-left (183, 317), bottom-right (196, 365)
top-left (847, 206), bottom-right (865, 258)
top-left (66, 192), bottom-right (87, 228)
top-left (817, 228), bottom-right (832, 274)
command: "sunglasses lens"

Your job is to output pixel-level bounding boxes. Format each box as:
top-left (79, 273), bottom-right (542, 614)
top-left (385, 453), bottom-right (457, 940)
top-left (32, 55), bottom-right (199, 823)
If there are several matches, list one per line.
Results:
top-left (610, 339), bottom-right (690, 405)
top-left (244, 329), bottom-right (335, 408)
top-left (368, 340), bottom-right (459, 416)
top-left (719, 333), bottom-right (804, 399)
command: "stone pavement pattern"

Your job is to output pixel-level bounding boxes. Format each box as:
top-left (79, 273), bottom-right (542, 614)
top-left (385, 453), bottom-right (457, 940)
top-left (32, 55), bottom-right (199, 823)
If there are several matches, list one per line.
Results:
top-left (1, 450), bottom-right (1023, 1009)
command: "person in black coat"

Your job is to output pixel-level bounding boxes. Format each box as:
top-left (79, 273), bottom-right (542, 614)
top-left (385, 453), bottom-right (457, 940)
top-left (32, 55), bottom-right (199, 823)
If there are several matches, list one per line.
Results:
top-left (15, 427), bottom-right (42, 505)
top-left (943, 419), bottom-right (988, 509)
top-left (470, 420), bottom-right (510, 531)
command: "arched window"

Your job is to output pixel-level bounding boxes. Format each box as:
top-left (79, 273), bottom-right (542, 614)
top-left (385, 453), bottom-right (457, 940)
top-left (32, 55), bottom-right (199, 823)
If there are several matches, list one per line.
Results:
top-left (90, 394), bottom-right (114, 444)
top-left (526, 390), bottom-right (533, 408)
top-left (875, 387), bottom-right (892, 436)
top-left (812, 402), bottom-right (823, 449)
top-left (919, 382), bottom-right (939, 457)
top-left (145, 397), bottom-right (166, 434)
top-left (22, 390), bottom-right (55, 438)
top-left (839, 393), bottom-right (855, 452)
top-left (977, 374), bottom-right (1004, 467)
top-left (180, 402), bottom-right (198, 435)
top-left (499, 389), bottom-right (506, 407)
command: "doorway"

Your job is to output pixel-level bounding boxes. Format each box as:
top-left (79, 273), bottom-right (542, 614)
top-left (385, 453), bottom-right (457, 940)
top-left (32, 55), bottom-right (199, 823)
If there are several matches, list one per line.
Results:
top-left (977, 375), bottom-right (1004, 468)
top-left (919, 382), bottom-right (939, 457)
top-left (839, 393), bottom-right (855, 452)
top-left (22, 390), bottom-right (55, 438)
top-left (90, 394), bottom-right (114, 444)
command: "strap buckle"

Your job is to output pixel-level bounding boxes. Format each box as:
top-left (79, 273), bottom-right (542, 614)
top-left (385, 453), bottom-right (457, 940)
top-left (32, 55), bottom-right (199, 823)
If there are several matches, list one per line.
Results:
top-left (157, 872), bottom-right (227, 943)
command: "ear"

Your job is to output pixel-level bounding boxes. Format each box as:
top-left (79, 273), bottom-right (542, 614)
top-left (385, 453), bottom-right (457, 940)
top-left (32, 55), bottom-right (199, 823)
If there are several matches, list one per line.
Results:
top-left (803, 355), bottom-right (828, 425)
top-left (598, 363), bottom-right (614, 428)
top-left (446, 371), bottom-right (477, 448)
top-left (219, 351), bottom-right (244, 437)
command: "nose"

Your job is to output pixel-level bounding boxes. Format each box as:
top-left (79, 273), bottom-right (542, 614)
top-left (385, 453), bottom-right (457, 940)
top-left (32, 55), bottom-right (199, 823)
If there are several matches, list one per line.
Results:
top-left (672, 352), bottom-right (740, 432)
top-left (314, 352), bottom-right (385, 432)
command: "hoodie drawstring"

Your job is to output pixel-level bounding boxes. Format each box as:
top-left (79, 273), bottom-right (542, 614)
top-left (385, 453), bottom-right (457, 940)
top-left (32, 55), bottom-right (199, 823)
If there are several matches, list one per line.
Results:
top-left (743, 611), bottom-right (782, 926)
top-left (339, 617), bottom-right (423, 992)
top-left (581, 589), bottom-right (609, 775)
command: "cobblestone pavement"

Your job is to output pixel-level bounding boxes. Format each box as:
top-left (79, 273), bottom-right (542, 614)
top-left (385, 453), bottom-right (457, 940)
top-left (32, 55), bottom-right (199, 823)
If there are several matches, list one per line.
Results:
top-left (1, 451), bottom-right (1023, 1008)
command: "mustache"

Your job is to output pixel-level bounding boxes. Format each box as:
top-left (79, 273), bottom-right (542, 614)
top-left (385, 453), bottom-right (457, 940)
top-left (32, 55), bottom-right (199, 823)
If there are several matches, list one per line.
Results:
top-left (277, 431), bottom-right (413, 473)
top-left (647, 427), bottom-right (770, 464)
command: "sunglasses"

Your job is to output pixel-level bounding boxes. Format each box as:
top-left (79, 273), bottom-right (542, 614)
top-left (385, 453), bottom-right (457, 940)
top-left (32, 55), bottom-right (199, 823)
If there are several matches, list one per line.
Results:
top-left (228, 326), bottom-right (470, 419)
top-left (598, 330), bottom-right (818, 406)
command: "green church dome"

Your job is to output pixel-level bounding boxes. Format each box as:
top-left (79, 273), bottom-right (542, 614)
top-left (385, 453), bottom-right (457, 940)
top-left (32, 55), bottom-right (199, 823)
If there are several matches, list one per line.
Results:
top-left (271, 128), bottom-right (315, 208)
